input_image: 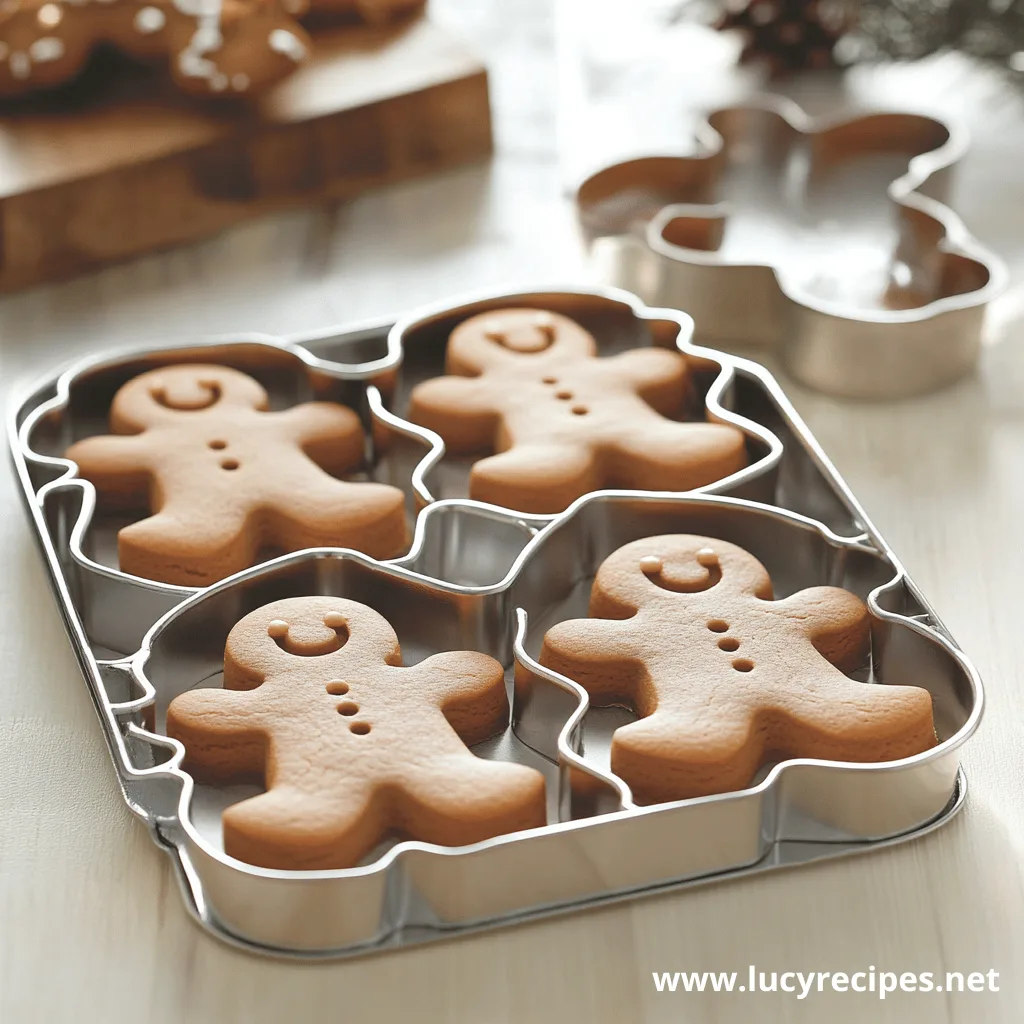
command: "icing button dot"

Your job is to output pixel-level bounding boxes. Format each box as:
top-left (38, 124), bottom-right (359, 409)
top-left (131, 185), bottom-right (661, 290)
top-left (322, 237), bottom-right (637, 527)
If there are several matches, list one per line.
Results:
top-left (232, 72), bottom-right (250, 92)
top-left (133, 5), bottom-right (166, 33)
top-left (37, 3), bottom-right (63, 27)
top-left (323, 611), bottom-right (347, 629)
top-left (211, 72), bottom-right (228, 92)
top-left (267, 619), bottom-right (289, 638)
top-left (640, 555), bottom-right (663, 574)
top-left (269, 28), bottom-right (307, 63)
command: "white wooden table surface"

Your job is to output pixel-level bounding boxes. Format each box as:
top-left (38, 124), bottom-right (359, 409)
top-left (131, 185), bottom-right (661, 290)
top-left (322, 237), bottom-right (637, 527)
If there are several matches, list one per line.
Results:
top-left (2, 2), bottom-right (1024, 1021)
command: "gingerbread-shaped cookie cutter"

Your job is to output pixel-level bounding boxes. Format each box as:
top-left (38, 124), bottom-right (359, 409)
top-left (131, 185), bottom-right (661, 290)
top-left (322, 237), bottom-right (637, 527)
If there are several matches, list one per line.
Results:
top-left (9, 286), bottom-right (981, 958)
top-left (576, 97), bottom-right (1007, 399)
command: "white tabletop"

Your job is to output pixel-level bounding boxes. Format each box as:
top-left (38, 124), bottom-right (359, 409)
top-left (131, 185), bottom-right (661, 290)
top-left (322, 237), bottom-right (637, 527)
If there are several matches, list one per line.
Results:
top-left (2, 2), bottom-right (1023, 1021)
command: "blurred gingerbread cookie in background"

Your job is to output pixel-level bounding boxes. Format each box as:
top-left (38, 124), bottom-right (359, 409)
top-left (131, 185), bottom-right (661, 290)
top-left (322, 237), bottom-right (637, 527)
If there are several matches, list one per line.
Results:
top-left (0, 0), bottom-right (425, 99)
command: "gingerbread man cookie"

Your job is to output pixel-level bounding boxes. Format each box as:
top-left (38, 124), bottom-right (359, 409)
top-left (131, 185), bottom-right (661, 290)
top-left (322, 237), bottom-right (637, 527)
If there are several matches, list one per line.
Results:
top-left (538, 535), bottom-right (936, 804)
top-left (167, 596), bottom-right (547, 870)
top-left (65, 364), bottom-right (407, 586)
top-left (406, 309), bottom-right (747, 514)
top-left (0, 0), bottom-right (313, 98)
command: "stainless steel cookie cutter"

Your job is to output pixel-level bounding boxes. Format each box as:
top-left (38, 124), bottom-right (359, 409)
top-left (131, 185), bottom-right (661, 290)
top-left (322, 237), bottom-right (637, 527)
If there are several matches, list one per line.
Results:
top-left (8, 287), bottom-right (982, 959)
top-left (576, 97), bottom-right (1007, 399)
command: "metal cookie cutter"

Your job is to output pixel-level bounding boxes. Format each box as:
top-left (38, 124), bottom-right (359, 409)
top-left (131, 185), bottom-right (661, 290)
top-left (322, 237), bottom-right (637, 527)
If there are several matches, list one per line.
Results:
top-left (576, 97), bottom-right (1007, 399)
top-left (8, 288), bottom-right (982, 959)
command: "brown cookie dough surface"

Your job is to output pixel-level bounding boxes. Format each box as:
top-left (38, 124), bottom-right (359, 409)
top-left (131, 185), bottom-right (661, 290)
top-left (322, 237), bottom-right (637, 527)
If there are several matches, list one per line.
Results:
top-left (167, 596), bottom-right (547, 870)
top-left (406, 309), bottom-right (747, 513)
top-left (65, 364), bottom-right (408, 585)
top-left (538, 534), bottom-right (937, 803)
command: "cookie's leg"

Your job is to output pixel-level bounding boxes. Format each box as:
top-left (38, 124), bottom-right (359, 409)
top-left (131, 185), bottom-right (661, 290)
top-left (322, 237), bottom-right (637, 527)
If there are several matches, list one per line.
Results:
top-left (470, 443), bottom-right (600, 513)
top-left (391, 752), bottom-right (547, 847)
top-left (610, 709), bottom-right (762, 803)
top-left (605, 420), bottom-right (747, 492)
top-left (222, 786), bottom-right (383, 871)
top-left (118, 507), bottom-right (250, 586)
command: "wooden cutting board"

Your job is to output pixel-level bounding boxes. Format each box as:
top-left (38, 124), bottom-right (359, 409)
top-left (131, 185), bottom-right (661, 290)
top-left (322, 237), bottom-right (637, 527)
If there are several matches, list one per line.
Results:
top-left (0, 14), bottom-right (491, 292)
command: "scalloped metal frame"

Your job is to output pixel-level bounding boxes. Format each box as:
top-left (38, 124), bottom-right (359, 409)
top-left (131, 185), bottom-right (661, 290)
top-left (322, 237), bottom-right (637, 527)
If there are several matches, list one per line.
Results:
top-left (7, 287), bottom-right (982, 959)
top-left (576, 97), bottom-right (1008, 399)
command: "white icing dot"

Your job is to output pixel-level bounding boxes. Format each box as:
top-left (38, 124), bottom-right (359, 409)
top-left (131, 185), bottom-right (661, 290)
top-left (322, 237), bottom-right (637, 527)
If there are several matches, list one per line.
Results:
top-left (29, 37), bottom-right (64, 63)
top-left (268, 28), bottom-right (306, 63)
top-left (9, 51), bottom-right (30, 79)
top-left (194, 24), bottom-right (222, 51)
top-left (37, 3), bottom-right (63, 27)
top-left (134, 6), bottom-right (166, 33)
top-left (231, 72), bottom-right (249, 91)
top-left (211, 71), bottom-right (228, 91)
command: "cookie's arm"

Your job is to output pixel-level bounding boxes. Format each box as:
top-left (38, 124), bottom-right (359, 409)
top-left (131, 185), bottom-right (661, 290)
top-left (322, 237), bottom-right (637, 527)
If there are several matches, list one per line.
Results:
top-left (406, 376), bottom-right (501, 454)
top-left (274, 402), bottom-right (365, 475)
top-left (166, 688), bottom-right (269, 784)
top-left (606, 347), bottom-right (688, 415)
top-left (65, 433), bottom-right (154, 498)
top-left (405, 651), bottom-right (509, 747)
top-left (774, 586), bottom-right (871, 673)
top-left (539, 617), bottom-right (643, 707)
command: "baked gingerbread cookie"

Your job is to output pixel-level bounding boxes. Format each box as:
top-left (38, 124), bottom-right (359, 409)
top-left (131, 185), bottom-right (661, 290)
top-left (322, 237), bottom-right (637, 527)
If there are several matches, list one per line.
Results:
top-left (65, 364), bottom-right (407, 586)
top-left (0, 0), bottom-right (314, 98)
top-left (538, 534), bottom-right (937, 804)
top-left (167, 596), bottom-right (547, 870)
top-left (406, 309), bottom-right (747, 513)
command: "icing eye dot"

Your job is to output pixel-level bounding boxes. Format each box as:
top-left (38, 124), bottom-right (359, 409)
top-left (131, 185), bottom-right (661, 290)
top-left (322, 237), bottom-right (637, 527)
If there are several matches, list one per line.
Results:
top-left (732, 658), bottom-right (755, 672)
top-left (325, 681), bottom-right (349, 695)
top-left (640, 555), bottom-right (663, 574)
top-left (571, 405), bottom-right (589, 416)
top-left (718, 637), bottom-right (740, 652)
top-left (267, 619), bottom-right (289, 638)
top-left (696, 547), bottom-right (719, 567)
top-left (541, 376), bottom-right (558, 385)
top-left (707, 619), bottom-right (729, 633)
top-left (323, 611), bottom-right (346, 629)
top-left (556, 390), bottom-right (573, 400)
top-left (337, 701), bottom-right (359, 716)
top-left (220, 458), bottom-right (239, 471)
top-left (134, 5), bottom-right (166, 33)
top-left (208, 439), bottom-right (227, 449)
top-left (349, 722), bottom-right (371, 735)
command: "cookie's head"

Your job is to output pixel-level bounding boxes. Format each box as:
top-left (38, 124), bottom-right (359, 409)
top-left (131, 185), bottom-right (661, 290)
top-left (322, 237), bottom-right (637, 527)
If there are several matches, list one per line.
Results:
top-left (590, 534), bottom-right (774, 614)
top-left (223, 596), bottom-right (402, 687)
top-left (446, 308), bottom-right (597, 374)
top-left (110, 364), bottom-right (270, 431)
